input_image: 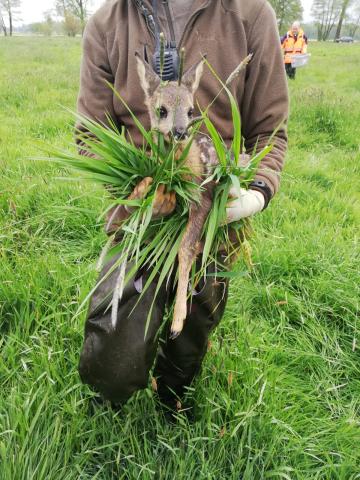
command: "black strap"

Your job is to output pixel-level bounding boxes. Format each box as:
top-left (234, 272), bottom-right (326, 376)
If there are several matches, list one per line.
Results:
top-left (132, 0), bottom-right (157, 38)
top-left (133, 0), bottom-right (180, 80)
top-left (249, 180), bottom-right (272, 209)
top-left (133, 0), bottom-right (177, 48)
top-left (152, 0), bottom-right (160, 47)
top-left (162, 0), bottom-right (176, 46)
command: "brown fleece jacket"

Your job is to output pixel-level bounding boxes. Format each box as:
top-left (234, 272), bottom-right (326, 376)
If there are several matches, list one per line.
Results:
top-left (77, 0), bottom-right (289, 201)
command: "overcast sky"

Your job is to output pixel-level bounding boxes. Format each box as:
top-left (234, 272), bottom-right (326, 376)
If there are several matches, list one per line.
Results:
top-left (17, 0), bottom-right (104, 24)
top-left (16, 0), bottom-right (314, 25)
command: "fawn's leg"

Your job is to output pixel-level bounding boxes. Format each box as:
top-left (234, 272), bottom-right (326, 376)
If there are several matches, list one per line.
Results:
top-left (171, 184), bottom-right (215, 339)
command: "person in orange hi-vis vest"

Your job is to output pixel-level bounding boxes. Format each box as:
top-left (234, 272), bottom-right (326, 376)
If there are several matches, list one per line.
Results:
top-left (281, 21), bottom-right (308, 79)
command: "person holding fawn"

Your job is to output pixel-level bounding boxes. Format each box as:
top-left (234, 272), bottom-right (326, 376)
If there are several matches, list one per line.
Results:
top-left (77, 0), bottom-right (289, 417)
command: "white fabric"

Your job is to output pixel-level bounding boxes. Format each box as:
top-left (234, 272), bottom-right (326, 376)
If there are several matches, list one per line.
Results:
top-left (226, 188), bottom-right (265, 223)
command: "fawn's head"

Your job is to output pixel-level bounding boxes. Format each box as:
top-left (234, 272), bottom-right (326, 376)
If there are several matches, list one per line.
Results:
top-left (136, 53), bottom-right (205, 143)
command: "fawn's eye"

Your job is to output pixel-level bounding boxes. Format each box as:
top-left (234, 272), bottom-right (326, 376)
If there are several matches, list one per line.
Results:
top-left (188, 108), bottom-right (194, 118)
top-left (157, 106), bottom-right (168, 119)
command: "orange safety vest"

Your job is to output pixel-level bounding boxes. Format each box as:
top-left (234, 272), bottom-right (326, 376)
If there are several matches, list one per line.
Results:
top-left (282, 29), bottom-right (307, 64)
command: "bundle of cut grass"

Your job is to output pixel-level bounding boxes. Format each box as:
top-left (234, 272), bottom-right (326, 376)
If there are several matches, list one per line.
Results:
top-left (47, 57), bottom-right (273, 338)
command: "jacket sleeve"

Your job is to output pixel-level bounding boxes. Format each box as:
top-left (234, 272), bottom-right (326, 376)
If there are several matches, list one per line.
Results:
top-left (241, 1), bottom-right (289, 204)
top-left (76, 16), bottom-right (117, 154)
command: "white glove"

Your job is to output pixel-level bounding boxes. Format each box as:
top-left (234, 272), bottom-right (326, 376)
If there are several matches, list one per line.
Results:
top-left (226, 187), bottom-right (265, 223)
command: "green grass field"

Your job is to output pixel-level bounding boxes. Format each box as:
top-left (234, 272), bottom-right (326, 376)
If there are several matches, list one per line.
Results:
top-left (0, 37), bottom-right (360, 479)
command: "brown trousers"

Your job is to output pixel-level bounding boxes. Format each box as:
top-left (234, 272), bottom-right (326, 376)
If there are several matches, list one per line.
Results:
top-left (78, 254), bottom-right (229, 405)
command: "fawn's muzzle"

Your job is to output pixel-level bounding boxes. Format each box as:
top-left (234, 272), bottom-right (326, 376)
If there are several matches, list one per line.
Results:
top-left (172, 128), bottom-right (188, 141)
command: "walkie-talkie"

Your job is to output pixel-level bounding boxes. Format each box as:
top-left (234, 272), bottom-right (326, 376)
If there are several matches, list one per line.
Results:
top-left (151, 0), bottom-right (180, 81)
top-left (153, 40), bottom-right (179, 81)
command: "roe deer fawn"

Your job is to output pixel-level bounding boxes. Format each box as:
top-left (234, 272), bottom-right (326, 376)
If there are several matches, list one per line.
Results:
top-left (136, 53), bottom-right (218, 339)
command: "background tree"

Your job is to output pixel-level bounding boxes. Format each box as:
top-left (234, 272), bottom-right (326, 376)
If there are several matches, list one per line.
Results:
top-left (0, 8), bottom-right (7, 36)
top-left (346, 1), bottom-right (360, 36)
top-left (312, 0), bottom-right (342, 40)
top-left (29, 18), bottom-right (63, 36)
top-left (29, 10), bottom-right (54, 36)
top-left (0, 0), bottom-right (21, 36)
top-left (55, 0), bottom-right (92, 35)
top-left (269, 0), bottom-right (303, 33)
top-left (42, 11), bottom-right (54, 36)
top-left (334, 0), bottom-right (353, 39)
top-left (63, 11), bottom-right (81, 36)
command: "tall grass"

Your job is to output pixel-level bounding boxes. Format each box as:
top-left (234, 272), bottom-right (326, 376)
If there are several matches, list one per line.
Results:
top-left (0, 38), bottom-right (359, 479)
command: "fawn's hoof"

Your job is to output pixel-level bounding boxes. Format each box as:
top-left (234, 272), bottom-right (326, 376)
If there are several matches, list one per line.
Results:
top-left (170, 313), bottom-right (185, 340)
top-left (169, 329), bottom-right (181, 340)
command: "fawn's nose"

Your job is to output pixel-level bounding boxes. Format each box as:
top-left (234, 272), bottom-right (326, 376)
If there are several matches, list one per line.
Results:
top-left (172, 128), bottom-right (188, 141)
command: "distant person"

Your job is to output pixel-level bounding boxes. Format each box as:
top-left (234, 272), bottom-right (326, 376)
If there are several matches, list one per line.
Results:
top-left (281, 21), bottom-right (308, 79)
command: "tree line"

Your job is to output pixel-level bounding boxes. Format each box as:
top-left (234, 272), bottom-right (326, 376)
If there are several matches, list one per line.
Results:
top-left (0, 0), bottom-right (93, 37)
top-left (0, 0), bottom-right (21, 36)
top-left (269, 0), bottom-right (360, 40)
top-left (311, 0), bottom-right (360, 40)
top-left (1, 0), bottom-right (360, 40)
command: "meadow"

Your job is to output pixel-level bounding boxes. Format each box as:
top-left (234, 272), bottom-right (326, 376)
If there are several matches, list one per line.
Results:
top-left (0, 37), bottom-right (359, 479)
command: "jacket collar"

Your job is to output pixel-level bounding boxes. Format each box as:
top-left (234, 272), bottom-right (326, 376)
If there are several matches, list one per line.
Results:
top-left (136, 0), bottom-right (211, 46)
top-left (141, 0), bottom-right (211, 14)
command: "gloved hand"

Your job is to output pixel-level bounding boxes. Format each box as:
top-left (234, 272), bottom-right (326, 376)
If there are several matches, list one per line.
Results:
top-left (105, 177), bottom-right (176, 234)
top-left (226, 187), bottom-right (265, 223)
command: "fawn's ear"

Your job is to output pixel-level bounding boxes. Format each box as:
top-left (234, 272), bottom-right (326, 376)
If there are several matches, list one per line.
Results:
top-left (135, 52), bottom-right (160, 98)
top-left (182, 57), bottom-right (206, 94)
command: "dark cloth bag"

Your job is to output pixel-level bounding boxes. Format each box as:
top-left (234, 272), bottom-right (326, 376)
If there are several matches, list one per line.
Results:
top-left (78, 253), bottom-right (229, 405)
